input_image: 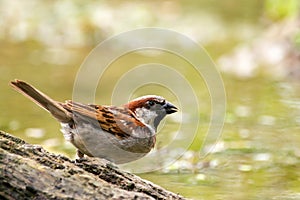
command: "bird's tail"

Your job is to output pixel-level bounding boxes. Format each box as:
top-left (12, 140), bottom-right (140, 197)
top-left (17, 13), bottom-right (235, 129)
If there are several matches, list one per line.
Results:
top-left (10, 80), bottom-right (72, 123)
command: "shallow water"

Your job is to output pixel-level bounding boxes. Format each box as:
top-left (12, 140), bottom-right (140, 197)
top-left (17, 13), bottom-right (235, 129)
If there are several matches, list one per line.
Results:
top-left (1, 43), bottom-right (300, 199)
top-left (1, 1), bottom-right (300, 199)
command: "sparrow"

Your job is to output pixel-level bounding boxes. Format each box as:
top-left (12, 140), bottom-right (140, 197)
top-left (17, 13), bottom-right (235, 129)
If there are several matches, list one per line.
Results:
top-left (10, 80), bottom-right (178, 164)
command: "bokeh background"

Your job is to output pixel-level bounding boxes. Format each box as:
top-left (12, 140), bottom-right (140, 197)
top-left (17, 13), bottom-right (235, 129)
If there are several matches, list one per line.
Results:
top-left (1, 0), bottom-right (300, 199)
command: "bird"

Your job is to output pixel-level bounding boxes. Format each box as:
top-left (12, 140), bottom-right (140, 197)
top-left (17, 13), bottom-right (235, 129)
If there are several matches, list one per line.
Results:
top-left (10, 80), bottom-right (178, 164)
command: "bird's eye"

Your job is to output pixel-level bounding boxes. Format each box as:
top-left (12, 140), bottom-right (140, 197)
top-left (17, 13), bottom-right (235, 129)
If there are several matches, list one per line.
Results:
top-left (148, 100), bottom-right (155, 106)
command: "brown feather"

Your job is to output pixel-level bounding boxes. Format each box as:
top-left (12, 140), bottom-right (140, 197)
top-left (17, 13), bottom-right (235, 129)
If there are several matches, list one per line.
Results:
top-left (10, 80), bottom-right (72, 123)
top-left (62, 101), bottom-right (146, 139)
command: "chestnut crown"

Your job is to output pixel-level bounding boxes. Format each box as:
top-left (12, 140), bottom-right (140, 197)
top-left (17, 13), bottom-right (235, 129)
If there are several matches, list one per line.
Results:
top-left (125, 95), bottom-right (178, 130)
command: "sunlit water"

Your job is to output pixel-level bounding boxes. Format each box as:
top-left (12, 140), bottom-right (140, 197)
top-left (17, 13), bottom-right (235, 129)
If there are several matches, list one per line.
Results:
top-left (1, 44), bottom-right (300, 199)
top-left (1, 1), bottom-right (300, 199)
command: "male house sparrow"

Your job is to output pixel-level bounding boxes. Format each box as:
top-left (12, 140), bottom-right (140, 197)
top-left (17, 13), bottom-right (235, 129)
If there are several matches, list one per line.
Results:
top-left (10, 80), bottom-right (177, 164)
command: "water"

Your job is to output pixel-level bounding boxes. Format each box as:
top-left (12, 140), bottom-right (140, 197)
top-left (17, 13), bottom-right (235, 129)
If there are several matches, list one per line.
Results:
top-left (1, 1), bottom-right (300, 199)
top-left (2, 43), bottom-right (300, 199)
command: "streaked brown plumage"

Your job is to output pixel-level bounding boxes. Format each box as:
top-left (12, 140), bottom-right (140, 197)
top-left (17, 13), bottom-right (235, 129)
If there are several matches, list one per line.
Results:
top-left (10, 80), bottom-right (177, 164)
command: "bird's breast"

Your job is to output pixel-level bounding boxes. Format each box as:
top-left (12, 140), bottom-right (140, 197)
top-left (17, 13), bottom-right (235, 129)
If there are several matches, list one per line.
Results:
top-left (60, 122), bottom-right (156, 164)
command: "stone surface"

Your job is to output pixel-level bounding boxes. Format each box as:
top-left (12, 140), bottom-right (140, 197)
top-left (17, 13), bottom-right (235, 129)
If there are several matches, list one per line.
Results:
top-left (0, 131), bottom-right (185, 200)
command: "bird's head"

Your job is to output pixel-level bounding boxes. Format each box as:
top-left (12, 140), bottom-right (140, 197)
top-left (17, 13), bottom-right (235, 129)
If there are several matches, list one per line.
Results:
top-left (125, 95), bottom-right (178, 130)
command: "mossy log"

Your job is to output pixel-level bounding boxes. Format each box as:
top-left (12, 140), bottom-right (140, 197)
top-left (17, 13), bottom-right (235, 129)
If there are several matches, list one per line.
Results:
top-left (0, 131), bottom-right (185, 200)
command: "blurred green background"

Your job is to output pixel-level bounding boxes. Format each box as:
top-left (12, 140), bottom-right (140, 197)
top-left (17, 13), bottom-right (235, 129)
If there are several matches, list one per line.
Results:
top-left (1, 0), bottom-right (300, 199)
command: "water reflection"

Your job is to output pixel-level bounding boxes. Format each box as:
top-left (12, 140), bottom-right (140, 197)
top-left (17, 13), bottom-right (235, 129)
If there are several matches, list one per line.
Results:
top-left (1, 1), bottom-right (300, 199)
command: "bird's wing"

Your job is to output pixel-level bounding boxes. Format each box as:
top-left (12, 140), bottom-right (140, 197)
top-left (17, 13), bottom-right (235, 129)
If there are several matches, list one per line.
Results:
top-left (62, 101), bottom-right (148, 139)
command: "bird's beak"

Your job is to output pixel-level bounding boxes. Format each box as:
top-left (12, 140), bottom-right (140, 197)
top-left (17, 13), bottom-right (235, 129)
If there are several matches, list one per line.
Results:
top-left (164, 102), bottom-right (178, 114)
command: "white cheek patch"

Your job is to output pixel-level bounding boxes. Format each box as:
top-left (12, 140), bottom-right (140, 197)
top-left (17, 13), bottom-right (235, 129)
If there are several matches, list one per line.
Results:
top-left (135, 107), bottom-right (158, 128)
